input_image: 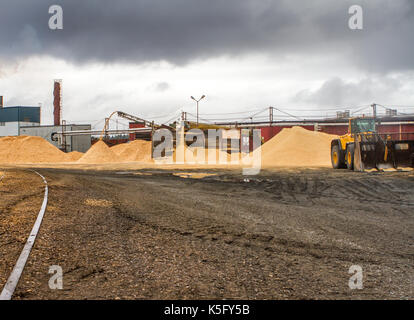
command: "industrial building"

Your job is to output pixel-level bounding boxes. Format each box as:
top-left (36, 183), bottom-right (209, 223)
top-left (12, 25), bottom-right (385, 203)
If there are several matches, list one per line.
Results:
top-left (231, 116), bottom-right (414, 143)
top-left (0, 82), bottom-right (92, 153)
top-left (215, 108), bottom-right (414, 143)
top-left (20, 124), bottom-right (92, 153)
top-left (0, 96), bottom-right (41, 136)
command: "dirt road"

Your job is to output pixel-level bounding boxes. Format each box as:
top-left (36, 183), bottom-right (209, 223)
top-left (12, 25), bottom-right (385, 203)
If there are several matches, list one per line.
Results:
top-left (1, 167), bottom-right (413, 299)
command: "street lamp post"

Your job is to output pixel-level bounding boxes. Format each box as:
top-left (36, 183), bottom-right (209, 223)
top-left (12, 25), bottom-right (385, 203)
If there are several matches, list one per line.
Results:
top-left (191, 95), bottom-right (205, 126)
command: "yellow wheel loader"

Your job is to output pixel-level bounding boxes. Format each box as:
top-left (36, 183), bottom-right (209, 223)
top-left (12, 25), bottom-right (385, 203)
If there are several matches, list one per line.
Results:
top-left (331, 117), bottom-right (414, 171)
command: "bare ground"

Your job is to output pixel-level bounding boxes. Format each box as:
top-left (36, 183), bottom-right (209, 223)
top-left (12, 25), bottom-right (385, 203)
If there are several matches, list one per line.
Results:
top-left (0, 167), bottom-right (413, 299)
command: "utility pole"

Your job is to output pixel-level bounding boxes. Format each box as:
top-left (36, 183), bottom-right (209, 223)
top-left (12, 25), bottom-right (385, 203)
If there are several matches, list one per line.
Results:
top-left (61, 119), bottom-right (67, 152)
top-left (104, 117), bottom-right (109, 141)
top-left (372, 103), bottom-right (378, 131)
top-left (181, 111), bottom-right (187, 121)
top-left (38, 102), bottom-right (42, 125)
top-left (269, 106), bottom-right (274, 124)
top-left (191, 95), bottom-right (206, 126)
top-left (371, 103), bottom-right (377, 119)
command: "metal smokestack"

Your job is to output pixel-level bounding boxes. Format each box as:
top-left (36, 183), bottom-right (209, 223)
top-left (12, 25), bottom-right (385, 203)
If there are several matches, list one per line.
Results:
top-left (53, 80), bottom-right (62, 125)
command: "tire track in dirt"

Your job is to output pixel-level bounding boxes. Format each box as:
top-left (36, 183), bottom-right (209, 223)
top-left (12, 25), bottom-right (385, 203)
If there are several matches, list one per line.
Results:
top-left (7, 168), bottom-right (414, 299)
top-left (320, 177), bottom-right (414, 207)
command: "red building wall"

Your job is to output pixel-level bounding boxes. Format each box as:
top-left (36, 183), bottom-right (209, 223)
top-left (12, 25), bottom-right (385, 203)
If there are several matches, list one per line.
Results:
top-left (260, 125), bottom-right (314, 142)
top-left (129, 122), bottom-right (145, 141)
top-left (378, 124), bottom-right (414, 140)
top-left (318, 125), bottom-right (348, 136)
top-left (260, 123), bottom-right (414, 142)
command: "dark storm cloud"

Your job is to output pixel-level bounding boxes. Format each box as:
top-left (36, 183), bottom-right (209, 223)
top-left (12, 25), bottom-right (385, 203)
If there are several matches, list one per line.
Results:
top-left (0, 0), bottom-right (413, 72)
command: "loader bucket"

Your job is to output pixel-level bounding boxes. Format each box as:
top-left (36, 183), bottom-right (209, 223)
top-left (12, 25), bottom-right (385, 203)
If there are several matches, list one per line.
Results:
top-left (391, 140), bottom-right (414, 168)
top-left (354, 134), bottom-right (395, 171)
top-left (354, 137), bottom-right (364, 172)
top-left (354, 134), bottom-right (414, 171)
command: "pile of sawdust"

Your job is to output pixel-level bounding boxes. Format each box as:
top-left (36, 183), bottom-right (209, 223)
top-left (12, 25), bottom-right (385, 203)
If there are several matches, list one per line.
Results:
top-left (0, 136), bottom-right (68, 163)
top-left (169, 146), bottom-right (237, 164)
top-left (173, 172), bottom-right (217, 179)
top-left (65, 151), bottom-right (84, 162)
top-left (0, 127), bottom-right (337, 168)
top-left (111, 140), bottom-right (152, 162)
top-left (260, 126), bottom-right (338, 167)
top-left (84, 198), bottom-right (113, 207)
top-left (77, 140), bottom-right (120, 164)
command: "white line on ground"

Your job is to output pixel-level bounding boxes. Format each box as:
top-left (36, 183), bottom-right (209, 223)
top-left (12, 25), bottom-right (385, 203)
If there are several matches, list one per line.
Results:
top-left (0, 171), bottom-right (49, 300)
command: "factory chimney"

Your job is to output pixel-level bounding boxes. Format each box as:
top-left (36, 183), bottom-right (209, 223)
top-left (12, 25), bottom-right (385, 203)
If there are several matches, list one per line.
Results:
top-left (53, 80), bottom-right (62, 125)
top-left (0, 96), bottom-right (3, 108)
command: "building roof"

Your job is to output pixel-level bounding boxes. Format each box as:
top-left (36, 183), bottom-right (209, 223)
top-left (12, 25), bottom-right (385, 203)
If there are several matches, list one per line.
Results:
top-left (0, 106), bottom-right (41, 123)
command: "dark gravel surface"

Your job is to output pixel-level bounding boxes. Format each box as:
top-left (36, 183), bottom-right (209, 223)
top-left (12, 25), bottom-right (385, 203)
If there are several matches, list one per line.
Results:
top-left (0, 170), bottom-right (44, 288)
top-left (1, 167), bottom-right (413, 299)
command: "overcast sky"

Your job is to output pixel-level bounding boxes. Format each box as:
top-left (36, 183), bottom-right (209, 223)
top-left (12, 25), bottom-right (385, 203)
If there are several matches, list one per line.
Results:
top-left (1, 0), bottom-right (413, 127)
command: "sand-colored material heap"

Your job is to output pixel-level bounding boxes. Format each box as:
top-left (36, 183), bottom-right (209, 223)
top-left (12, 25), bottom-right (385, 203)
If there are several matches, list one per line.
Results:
top-left (65, 151), bottom-right (84, 162)
top-left (260, 126), bottom-right (338, 167)
top-left (170, 145), bottom-right (236, 164)
top-left (0, 136), bottom-right (68, 163)
top-left (111, 140), bottom-right (152, 162)
top-left (77, 140), bottom-right (120, 164)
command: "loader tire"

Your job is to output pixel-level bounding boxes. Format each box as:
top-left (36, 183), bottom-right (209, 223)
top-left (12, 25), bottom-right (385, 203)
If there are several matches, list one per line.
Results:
top-left (331, 144), bottom-right (345, 169)
top-left (346, 144), bottom-right (355, 170)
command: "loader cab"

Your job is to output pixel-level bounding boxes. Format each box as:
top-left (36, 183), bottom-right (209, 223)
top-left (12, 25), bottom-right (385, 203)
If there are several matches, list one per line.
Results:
top-left (349, 118), bottom-right (376, 135)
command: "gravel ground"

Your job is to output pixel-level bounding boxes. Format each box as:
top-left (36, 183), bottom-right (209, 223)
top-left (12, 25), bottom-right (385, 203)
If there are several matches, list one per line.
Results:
top-left (0, 170), bottom-right (44, 287)
top-left (1, 167), bottom-right (413, 299)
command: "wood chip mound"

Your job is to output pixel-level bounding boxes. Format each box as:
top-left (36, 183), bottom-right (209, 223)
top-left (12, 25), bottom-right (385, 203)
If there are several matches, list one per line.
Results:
top-left (77, 140), bottom-right (120, 164)
top-left (260, 126), bottom-right (338, 167)
top-left (66, 151), bottom-right (84, 162)
top-left (0, 136), bottom-right (68, 163)
top-left (111, 140), bottom-right (152, 162)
